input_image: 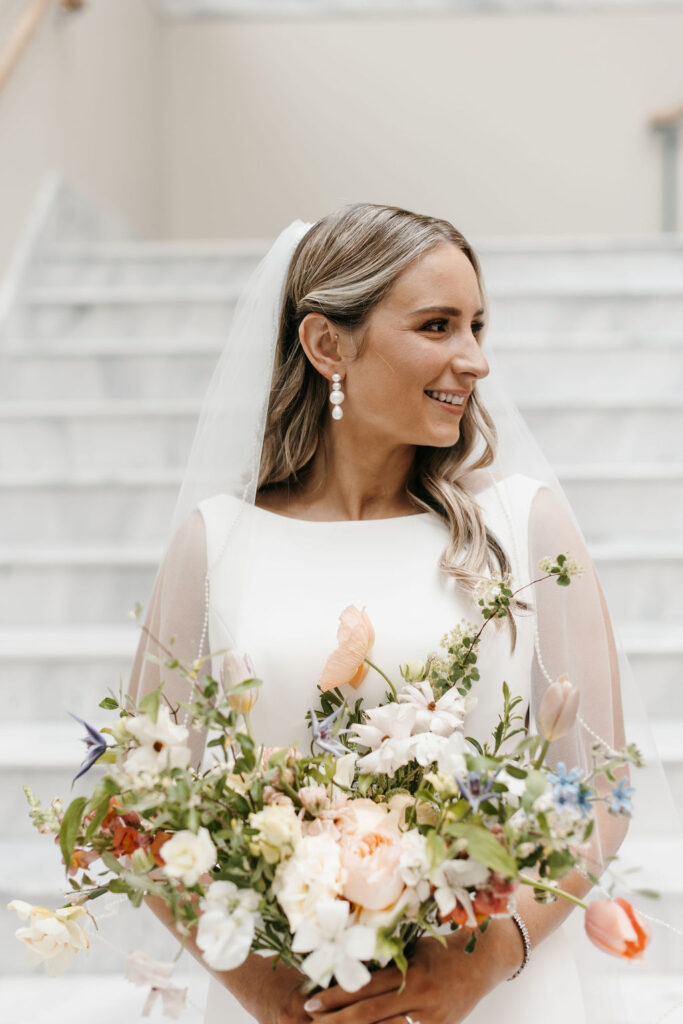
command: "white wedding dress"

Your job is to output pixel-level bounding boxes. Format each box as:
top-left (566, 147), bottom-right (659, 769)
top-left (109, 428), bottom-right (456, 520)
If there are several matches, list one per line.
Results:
top-left (196, 472), bottom-right (587, 1024)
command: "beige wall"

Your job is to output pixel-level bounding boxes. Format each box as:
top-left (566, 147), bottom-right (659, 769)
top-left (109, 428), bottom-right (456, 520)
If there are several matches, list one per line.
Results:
top-left (161, 9), bottom-right (683, 239)
top-left (0, 0), bottom-right (162, 278)
top-left (0, 2), bottom-right (682, 277)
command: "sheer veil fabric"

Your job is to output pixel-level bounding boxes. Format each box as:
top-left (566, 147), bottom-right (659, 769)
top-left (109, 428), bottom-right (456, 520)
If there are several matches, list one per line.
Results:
top-left (127, 219), bottom-right (683, 1023)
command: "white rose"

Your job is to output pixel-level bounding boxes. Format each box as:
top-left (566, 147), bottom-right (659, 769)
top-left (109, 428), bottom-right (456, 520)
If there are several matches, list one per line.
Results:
top-left (161, 827), bottom-right (217, 887)
top-left (273, 834), bottom-right (344, 931)
top-left (197, 881), bottom-right (260, 971)
top-left (8, 901), bottom-right (89, 976)
top-left (398, 830), bottom-right (431, 897)
top-left (248, 804), bottom-right (301, 864)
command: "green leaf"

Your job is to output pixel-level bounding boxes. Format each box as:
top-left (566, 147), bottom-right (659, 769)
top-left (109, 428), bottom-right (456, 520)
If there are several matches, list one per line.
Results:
top-left (229, 677), bottom-right (263, 696)
top-left (99, 697), bottom-right (119, 710)
top-left (445, 823), bottom-right (518, 877)
top-left (464, 931), bottom-right (477, 954)
top-left (58, 797), bottom-right (87, 875)
top-left (138, 686), bottom-right (161, 722)
top-left (504, 765), bottom-right (528, 780)
top-left (101, 850), bottom-right (124, 875)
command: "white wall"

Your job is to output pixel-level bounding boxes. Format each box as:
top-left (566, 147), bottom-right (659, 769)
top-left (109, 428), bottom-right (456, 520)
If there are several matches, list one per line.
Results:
top-left (160, 9), bottom-right (683, 239)
top-left (0, 1), bottom-right (682, 277)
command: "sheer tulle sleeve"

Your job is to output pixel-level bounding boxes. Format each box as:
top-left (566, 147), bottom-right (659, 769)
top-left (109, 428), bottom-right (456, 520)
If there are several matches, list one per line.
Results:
top-left (527, 484), bottom-right (630, 872)
top-left (126, 508), bottom-right (209, 768)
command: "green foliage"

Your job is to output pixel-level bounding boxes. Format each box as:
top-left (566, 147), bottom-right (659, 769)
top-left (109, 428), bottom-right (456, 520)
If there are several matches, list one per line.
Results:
top-left (58, 797), bottom-right (88, 875)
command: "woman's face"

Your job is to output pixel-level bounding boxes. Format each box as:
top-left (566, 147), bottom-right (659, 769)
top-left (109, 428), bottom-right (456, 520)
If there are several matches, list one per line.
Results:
top-left (344, 243), bottom-right (490, 449)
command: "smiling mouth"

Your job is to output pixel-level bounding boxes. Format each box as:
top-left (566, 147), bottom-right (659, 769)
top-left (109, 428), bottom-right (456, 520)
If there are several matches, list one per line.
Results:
top-left (424, 389), bottom-right (467, 407)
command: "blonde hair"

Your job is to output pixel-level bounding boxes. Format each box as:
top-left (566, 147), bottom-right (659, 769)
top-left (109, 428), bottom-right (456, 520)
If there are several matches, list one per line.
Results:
top-left (258, 202), bottom-right (521, 643)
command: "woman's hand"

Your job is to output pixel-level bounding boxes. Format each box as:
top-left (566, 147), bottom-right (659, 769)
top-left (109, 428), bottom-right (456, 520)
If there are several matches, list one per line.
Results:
top-left (301, 924), bottom-right (520, 1024)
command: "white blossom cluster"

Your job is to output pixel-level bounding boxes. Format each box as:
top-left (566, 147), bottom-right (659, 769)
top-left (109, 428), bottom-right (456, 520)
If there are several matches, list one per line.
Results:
top-left (348, 679), bottom-right (469, 777)
top-left (538, 554), bottom-right (584, 579)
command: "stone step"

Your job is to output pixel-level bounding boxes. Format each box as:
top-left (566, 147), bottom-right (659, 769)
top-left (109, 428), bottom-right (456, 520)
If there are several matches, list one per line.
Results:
top-left (0, 347), bottom-right (219, 400)
top-left (1, 973), bottom-right (209, 1016)
top-left (519, 399), bottom-right (683, 463)
top-left (2, 619), bottom-right (680, 721)
top-left (2, 397), bottom-right (681, 471)
top-left (0, 471), bottom-right (180, 545)
top-left (7, 286), bottom-right (239, 341)
top-left (34, 238), bottom-right (266, 289)
top-left (2, 538), bottom-right (680, 625)
top-left (493, 342), bottom-right (683, 398)
top-left (0, 624), bottom-right (140, 721)
top-left (2, 463), bottom-right (681, 546)
top-left (0, 399), bottom-right (200, 472)
top-left (5, 336), bottom-right (683, 401)
top-left (559, 465), bottom-right (683, 543)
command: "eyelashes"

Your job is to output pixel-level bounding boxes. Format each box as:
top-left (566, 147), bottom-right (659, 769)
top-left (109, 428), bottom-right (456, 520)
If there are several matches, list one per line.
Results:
top-left (421, 319), bottom-right (486, 335)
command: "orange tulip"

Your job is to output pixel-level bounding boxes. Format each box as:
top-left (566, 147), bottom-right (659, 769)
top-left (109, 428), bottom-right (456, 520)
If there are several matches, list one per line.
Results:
top-left (585, 898), bottom-right (650, 960)
top-left (319, 605), bottom-right (375, 692)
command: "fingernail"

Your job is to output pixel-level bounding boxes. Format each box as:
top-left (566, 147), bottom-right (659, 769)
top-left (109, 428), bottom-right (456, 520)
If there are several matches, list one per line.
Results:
top-left (304, 998), bottom-right (322, 1012)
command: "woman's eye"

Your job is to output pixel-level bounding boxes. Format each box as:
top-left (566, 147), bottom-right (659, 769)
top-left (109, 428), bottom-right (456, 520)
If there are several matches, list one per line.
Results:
top-left (421, 319), bottom-right (486, 335)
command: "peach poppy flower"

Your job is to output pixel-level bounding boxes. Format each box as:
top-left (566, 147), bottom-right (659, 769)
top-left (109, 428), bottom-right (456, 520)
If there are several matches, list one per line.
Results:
top-left (585, 897), bottom-right (650, 960)
top-left (319, 605), bottom-right (375, 693)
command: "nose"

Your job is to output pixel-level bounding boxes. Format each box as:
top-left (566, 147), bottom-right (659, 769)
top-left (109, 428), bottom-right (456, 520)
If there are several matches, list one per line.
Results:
top-left (449, 330), bottom-right (490, 381)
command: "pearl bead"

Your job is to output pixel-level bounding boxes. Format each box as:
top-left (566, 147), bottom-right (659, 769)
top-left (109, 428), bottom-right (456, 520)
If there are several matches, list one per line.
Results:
top-left (329, 391), bottom-right (345, 405)
top-left (331, 405), bottom-right (343, 420)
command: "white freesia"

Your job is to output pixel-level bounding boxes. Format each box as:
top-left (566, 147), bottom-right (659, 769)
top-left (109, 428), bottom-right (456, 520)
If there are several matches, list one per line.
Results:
top-left (435, 730), bottom-right (468, 776)
top-left (161, 827), bottom-right (217, 887)
top-left (398, 680), bottom-right (467, 737)
top-left (398, 830), bottom-right (431, 899)
top-left (348, 703), bottom-right (417, 751)
top-left (431, 857), bottom-right (490, 924)
top-left (248, 803), bottom-right (301, 864)
top-left (196, 881), bottom-right (261, 970)
top-left (333, 752), bottom-right (357, 790)
top-left (292, 898), bottom-right (376, 992)
top-left (355, 736), bottom-right (413, 777)
top-left (8, 900), bottom-right (89, 976)
top-left (408, 731), bottom-right (451, 768)
top-left (123, 706), bottom-right (191, 782)
top-left (273, 834), bottom-right (344, 931)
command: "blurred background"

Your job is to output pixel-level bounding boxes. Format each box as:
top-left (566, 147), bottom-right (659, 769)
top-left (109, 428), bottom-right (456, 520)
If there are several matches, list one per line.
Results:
top-left (1, 0), bottom-right (682, 1020)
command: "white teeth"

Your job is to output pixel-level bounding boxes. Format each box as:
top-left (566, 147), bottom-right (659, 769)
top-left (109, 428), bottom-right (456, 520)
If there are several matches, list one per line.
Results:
top-left (426, 389), bottom-right (465, 406)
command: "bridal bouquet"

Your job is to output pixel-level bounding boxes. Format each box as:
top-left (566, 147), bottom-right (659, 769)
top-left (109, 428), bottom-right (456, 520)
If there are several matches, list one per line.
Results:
top-left (10, 553), bottom-right (649, 1009)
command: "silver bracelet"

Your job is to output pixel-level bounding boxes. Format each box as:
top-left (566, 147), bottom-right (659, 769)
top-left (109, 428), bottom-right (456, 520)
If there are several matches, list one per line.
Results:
top-left (506, 911), bottom-right (531, 980)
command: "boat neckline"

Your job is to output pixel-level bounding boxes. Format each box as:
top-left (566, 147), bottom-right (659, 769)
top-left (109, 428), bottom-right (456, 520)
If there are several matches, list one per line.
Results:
top-left (249, 503), bottom-right (434, 525)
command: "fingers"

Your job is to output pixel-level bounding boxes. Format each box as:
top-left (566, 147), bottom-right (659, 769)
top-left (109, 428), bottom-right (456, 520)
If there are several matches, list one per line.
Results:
top-left (304, 966), bottom-right (405, 1014)
top-left (304, 991), bottom-right (416, 1024)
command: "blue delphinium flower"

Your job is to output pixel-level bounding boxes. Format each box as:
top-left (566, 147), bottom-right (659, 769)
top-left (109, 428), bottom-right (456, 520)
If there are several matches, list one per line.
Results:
top-left (310, 704), bottom-right (351, 757)
top-left (455, 770), bottom-right (498, 813)
top-left (575, 785), bottom-right (593, 819)
top-left (609, 776), bottom-right (635, 817)
top-left (70, 712), bottom-right (108, 786)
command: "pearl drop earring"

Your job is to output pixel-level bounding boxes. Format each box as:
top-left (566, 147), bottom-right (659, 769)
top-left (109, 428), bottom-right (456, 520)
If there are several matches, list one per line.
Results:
top-left (330, 373), bottom-right (345, 420)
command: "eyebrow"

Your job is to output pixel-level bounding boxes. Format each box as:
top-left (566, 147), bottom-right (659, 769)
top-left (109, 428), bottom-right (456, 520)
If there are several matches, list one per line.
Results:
top-left (411, 305), bottom-right (485, 318)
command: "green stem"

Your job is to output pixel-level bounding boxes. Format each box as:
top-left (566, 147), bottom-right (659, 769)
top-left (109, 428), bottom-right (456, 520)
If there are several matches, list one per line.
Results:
top-left (242, 711), bottom-right (254, 743)
top-left (364, 658), bottom-right (398, 701)
top-left (533, 737), bottom-right (550, 770)
top-left (518, 873), bottom-right (588, 910)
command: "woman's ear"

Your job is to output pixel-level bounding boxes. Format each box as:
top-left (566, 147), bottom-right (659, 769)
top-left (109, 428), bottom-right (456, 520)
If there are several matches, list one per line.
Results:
top-left (298, 313), bottom-right (346, 381)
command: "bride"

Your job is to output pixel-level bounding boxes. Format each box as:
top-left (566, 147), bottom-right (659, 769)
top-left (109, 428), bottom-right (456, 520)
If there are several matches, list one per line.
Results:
top-left (128, 204), bottom-right (665, 1024)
